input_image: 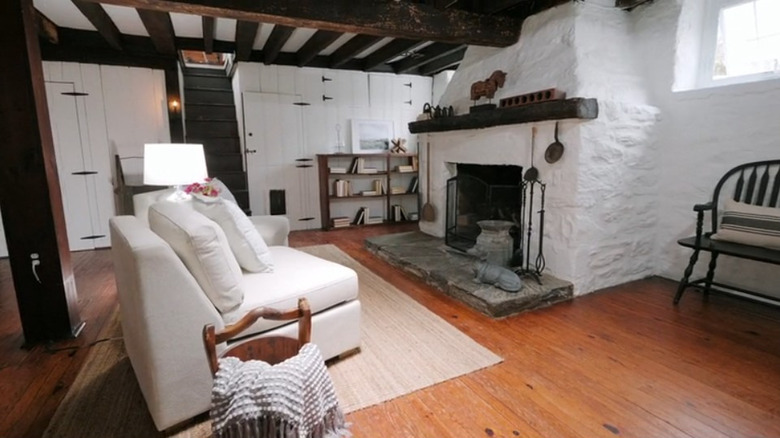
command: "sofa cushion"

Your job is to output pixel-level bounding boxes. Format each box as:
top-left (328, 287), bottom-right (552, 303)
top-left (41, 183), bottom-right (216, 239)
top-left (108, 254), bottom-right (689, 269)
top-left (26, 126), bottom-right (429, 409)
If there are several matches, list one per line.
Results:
top-left (193, 198), bottom-right (274, 273)
top-left (149, 202), bottom-right (244, 313)
top-left (221, 246), bottom-right (358, 336)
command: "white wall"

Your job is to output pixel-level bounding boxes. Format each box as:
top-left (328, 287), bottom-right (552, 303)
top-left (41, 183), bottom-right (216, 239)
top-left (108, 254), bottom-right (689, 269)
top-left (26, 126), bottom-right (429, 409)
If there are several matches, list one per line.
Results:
top-left (635, 0), bottom-right (780, 298)
top-left (42, 62), bottom-right (170, 176)
top-left (0, 62), bottom-right (169, 257)
top-left (234, 64), bottom-right (432, 156)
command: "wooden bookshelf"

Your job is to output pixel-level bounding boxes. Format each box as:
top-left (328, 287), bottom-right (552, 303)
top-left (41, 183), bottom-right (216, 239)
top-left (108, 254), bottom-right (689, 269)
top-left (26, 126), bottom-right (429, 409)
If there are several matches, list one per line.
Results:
top-left (317, 153), bottom-right (419, 230)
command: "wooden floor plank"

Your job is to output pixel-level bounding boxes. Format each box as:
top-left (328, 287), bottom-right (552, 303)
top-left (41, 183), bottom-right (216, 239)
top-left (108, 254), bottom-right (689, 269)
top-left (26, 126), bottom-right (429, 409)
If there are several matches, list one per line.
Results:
top-left (0, 225), bottom-right (778, 438)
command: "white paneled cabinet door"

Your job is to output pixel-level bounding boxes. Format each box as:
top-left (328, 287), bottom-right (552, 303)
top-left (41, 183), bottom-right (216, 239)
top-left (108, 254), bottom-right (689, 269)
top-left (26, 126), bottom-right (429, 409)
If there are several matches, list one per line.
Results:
top-left (45, 82), bottom-right (103, 251)
top-left (243, 92), bottom-right (318, 230)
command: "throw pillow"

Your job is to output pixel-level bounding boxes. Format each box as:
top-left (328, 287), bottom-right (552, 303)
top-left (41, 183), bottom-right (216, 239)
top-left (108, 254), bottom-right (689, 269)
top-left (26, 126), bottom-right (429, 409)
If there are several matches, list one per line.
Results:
top-left (209, 177), bottom-right (238, 205)
top-left (711, 199), bottom-right (780, 250)
top-left (149, 202), bottom-right (244, 312)
top-left (193, 198), bottom-right (274, 273)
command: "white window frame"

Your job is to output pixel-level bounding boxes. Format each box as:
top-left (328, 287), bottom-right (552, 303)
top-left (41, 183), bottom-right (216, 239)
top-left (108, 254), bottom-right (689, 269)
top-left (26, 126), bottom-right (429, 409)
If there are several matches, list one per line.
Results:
top-left (698, 0), bottom-right (780, 88)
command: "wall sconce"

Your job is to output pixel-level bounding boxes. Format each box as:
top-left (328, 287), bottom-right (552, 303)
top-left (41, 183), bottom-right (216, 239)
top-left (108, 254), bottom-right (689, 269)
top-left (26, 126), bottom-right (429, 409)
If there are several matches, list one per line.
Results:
top-left (169, 99), bottom-right (180, 113)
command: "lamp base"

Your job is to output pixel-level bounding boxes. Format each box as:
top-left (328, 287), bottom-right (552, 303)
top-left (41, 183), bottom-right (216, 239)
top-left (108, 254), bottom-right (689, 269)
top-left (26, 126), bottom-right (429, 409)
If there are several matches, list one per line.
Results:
top-left (166, 186), bottom-right (192, 202)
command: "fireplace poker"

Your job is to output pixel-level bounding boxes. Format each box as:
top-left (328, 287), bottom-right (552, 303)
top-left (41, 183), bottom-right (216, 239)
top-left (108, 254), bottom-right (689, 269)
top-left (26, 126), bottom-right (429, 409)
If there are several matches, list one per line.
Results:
top-left (525, 180), bottom-right (534, 274)
top-left (535, 183), bottom-right (546, 275)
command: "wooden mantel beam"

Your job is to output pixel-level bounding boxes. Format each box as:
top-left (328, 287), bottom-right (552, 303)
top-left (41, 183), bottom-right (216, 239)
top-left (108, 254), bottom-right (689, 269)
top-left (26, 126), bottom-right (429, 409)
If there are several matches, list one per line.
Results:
top-left (78, 0), bottom-right (522, 47)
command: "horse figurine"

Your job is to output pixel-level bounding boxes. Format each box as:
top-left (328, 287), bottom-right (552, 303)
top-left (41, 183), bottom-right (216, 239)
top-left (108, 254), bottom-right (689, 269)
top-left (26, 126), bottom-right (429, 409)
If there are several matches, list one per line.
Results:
top-left (470, 70), bottom-right (507, 102)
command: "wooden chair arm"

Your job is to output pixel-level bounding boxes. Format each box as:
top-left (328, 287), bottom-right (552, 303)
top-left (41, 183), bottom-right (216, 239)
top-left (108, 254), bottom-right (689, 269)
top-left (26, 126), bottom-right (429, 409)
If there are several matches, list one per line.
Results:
top-left (693, 202), bottom-right (713, 212)
top-left (203, 298), bottom-right (312, 375)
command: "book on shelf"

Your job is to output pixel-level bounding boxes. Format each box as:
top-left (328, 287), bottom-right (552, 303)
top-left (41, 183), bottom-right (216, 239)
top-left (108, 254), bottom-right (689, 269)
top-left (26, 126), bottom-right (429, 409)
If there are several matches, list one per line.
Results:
top-left (411, 156), bottom-right (419, 171)
top-left (333, 179), bottom-right (351, 197)
top-left (372, 179), bottom-right (386, 195)
top-left (407, 176), bottom-right (419, 193)
top-left (348, 157), bottom-right (380, 174)
top-left (352, 206), bottom-right (367, 225)
top-left (366, 216), bottom-right (384, 225)
top-left (360, 190), bottom-right (378, 196)
top-left (390, 186), bottom-right (406, 194)
top-left (332, 216), bottom-right (351, 228)
top-left (330, 167), bottom-right (347, 174)
top-left (391, 204), bottom-right (409, 222)
top-left (395, 164), bottom-right (414, 173)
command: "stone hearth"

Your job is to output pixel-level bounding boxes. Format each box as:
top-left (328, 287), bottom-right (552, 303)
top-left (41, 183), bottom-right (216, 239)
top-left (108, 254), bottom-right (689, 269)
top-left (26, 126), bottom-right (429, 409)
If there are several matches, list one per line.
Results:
top-left (365, 231), bottom-right (573, 318)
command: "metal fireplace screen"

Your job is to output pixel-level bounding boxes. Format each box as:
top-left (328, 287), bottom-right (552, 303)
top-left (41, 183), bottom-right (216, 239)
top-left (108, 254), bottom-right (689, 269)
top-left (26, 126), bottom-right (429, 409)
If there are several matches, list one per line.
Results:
top-left (445, 164), bottom-right (524, 253)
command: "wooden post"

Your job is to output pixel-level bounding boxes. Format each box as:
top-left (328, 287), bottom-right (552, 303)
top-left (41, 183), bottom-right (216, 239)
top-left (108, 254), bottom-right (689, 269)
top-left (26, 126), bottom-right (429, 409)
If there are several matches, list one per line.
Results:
top-left (0, 0), bottom-right (84, 344)
top-left (164, 63), bottom-right (184, 142)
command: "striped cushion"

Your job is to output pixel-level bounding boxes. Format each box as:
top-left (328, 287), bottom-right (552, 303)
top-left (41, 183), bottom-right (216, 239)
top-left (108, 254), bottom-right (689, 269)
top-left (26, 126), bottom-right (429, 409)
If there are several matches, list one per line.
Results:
top-left (711, 199), bottom-right (780, 250)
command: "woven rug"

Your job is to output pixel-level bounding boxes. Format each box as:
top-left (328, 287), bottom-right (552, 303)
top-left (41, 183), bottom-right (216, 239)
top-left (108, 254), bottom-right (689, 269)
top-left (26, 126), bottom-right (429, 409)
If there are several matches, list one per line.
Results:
top-left (44, 244), bottom-right (502, 437)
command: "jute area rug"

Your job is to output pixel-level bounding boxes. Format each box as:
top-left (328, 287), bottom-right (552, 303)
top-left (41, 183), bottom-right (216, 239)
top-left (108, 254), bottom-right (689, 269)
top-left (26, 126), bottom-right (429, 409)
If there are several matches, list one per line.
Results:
top-left (44, 244), bottom-right (502, 438)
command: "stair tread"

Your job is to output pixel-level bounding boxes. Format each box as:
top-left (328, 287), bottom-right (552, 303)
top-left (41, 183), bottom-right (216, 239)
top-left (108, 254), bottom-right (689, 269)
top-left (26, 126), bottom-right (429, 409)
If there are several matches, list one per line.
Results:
top-left (186, 117), bottom-right (237, 122)
top-left (185, 102), bottom-right (234, 107)
top-left (186, 119), bottom-right (236, 123)
top-left (183, 69), bottom-right (229, 78)
top-left (187, 136), bottom-right (240, 140)
top-left (184, 86), bottom-right (232, 92)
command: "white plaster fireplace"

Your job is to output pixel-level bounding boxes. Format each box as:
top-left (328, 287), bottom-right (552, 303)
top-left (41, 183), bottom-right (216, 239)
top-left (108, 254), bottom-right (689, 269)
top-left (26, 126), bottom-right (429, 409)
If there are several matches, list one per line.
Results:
top-left (418, 2), bottom-right (661, 295)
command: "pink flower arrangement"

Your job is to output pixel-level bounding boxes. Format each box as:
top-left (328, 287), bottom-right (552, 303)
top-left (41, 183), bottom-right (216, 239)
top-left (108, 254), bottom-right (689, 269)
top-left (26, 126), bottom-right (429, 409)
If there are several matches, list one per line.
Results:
top-left (184, 178), bottom-right (220, 197)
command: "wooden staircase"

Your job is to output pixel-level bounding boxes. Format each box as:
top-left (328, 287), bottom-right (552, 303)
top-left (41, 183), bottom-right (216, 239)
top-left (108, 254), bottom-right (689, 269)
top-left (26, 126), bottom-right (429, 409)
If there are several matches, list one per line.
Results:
top-left (182, 67), bottom-right (250, 213)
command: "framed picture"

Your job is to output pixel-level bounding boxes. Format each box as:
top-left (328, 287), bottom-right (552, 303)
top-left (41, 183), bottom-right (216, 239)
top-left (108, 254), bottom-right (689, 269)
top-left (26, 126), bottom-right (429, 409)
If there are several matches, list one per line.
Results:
top-left (351, 119), bottom-right (394, 154)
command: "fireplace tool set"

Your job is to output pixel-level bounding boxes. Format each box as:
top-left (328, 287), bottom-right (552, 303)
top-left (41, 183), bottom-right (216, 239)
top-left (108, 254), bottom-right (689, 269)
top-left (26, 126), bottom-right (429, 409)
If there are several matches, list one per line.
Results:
top-left (513, 179), bottom-right (547, 283)
top-left (513, 127), bottom-right (547, 284)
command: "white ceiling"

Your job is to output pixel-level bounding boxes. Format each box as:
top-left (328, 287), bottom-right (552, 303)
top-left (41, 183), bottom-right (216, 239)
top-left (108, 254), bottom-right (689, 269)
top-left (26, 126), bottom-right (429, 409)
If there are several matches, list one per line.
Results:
top-left (32, 1), bottom-right (389, 58)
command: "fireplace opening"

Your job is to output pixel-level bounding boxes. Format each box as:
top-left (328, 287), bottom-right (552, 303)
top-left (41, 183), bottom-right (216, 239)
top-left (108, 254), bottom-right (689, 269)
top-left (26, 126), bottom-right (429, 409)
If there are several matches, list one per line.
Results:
top-left (445, 164), bottom-right (524, 253)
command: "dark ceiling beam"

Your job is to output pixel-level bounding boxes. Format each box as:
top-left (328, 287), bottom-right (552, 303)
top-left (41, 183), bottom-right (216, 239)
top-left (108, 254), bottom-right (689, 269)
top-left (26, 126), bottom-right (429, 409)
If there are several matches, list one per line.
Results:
top-left (178, 35), bottom-right (234, 53)
top-left (480, 0), bottom-right (528, 15)
top-left (501, 0), bottom-right (569, 19)
top-left (247, 51), bottom-right (395, 74)
top-left (329, 34), bottom-right (383, 68)
top-left (79, 0), bottom-right (521, 47)
top-left (362, 38), bottom-right (427, 71)
top-left (202, 16), bottom-right (214, 53)
top-left (616, 0), bottom-right (652, 9)
top-left (136, 9), bottom-right (176, 55)
top-left (40, 28), bottom-right (174, 69)
top-left (234, 20), bottom-right (259, 61)
top-left (419, 47), bottom-right (466, 75)
top-left (262, 24), bottom-right (294, 65)
top-left (34, 9), bottom-right (58, 44)
top-left (392, 43), bottom-right (464, 74)
top-left (296, 30), bottom-right (341, 67)
top-left (71, 0), bottom-right (123, 50)
top-left (38, 28), bottom-right (402, 75)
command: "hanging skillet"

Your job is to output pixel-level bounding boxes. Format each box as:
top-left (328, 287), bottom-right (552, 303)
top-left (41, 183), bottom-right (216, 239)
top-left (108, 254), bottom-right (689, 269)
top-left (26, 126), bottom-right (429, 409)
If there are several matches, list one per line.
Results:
top-left (524, 126), bottom-right (539, 182)
top-left (545, 122), bottom-right (564, 164)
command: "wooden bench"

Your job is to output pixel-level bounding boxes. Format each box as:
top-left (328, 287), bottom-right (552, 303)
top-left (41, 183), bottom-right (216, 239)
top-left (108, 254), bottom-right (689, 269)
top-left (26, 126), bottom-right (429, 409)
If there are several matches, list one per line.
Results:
top-left (675, 160), bottom-right (780, 305)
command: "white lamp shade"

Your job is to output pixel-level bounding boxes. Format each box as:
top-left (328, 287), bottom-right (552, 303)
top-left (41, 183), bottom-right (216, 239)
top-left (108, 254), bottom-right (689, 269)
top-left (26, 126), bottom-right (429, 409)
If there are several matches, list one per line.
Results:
top-left (143, 143), bottom-right (208, 186)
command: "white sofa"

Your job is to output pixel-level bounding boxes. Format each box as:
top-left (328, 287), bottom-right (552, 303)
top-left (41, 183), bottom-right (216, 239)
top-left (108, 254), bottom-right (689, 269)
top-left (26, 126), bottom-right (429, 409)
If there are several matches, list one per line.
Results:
top-left (109, 191), bottom-right (361, 431)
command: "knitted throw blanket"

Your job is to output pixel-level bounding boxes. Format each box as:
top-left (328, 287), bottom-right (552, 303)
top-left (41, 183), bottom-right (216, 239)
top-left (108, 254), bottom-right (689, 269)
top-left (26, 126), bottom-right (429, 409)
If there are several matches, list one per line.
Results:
top-left (211, 343), bottom-right (350, 438)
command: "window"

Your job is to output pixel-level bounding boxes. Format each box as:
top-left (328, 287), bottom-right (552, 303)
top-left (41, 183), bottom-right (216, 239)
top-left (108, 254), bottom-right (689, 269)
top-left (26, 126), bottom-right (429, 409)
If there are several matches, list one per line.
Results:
top-left (699, 0), bottom-right (780, 87)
